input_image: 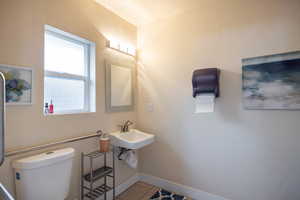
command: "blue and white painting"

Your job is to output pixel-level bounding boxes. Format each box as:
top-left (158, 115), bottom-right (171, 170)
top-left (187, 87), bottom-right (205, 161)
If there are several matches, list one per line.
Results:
top-left (242, 51), bottom-right (300, 110)
top-left (0, 65), bottom-right (33, 105)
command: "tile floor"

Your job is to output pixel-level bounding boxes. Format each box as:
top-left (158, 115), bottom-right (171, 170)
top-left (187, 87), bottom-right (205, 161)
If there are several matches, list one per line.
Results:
top-left (116, 181), bottom-right (191, 200)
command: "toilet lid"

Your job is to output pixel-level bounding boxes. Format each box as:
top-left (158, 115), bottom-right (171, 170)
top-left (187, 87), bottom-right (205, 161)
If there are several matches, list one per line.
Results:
top-left (12, 148), bottom-right (75, 170)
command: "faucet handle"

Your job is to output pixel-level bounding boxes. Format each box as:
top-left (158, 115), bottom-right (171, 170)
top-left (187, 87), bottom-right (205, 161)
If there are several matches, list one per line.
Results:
top-left (125, 120), bottom-right (134, 126)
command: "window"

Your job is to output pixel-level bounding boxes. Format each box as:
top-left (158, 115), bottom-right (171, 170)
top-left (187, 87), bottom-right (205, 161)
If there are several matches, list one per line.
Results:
top-left (44, 25), bottom-right (95, 114)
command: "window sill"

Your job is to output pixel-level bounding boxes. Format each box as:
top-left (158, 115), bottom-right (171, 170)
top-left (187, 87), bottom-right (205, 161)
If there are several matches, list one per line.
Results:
top-left (44, 110), bottom-right (96, 116)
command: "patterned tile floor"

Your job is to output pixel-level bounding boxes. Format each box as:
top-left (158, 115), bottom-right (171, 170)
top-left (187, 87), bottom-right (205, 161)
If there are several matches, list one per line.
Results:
top-left (116, 181), bottom-right (191, 200)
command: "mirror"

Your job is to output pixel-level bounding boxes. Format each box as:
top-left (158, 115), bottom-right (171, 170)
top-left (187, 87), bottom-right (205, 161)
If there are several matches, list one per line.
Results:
top-left (105, 62), bottom-right (134, 112)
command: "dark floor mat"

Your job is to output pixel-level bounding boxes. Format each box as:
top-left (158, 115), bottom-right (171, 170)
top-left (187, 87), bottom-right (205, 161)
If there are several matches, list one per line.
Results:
top-left (150, 189), bottom-right (188, 200)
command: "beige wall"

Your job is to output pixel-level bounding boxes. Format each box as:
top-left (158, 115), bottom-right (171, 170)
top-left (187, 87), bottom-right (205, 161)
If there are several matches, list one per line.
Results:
top-left (137, 1), bottom-right (300, 200)
top-left (0, 0), bottom-right (137, 199)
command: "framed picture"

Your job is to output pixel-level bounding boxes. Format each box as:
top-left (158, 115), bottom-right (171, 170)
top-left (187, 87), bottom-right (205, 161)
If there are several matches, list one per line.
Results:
top-left (242, 51), bottom-right (300, 110)
top-left (0, 64), bottom-right (33, 105)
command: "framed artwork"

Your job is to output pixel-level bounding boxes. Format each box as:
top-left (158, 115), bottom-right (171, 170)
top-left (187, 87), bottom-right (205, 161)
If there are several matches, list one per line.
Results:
top-left (0, 64), bottom-right (33, 105)
top-left (242, 51), bottom-right (300, 110)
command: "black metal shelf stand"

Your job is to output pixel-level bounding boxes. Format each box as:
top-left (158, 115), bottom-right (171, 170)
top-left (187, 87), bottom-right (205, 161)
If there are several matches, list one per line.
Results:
top-left (81, 148), bottom-right (115, 200)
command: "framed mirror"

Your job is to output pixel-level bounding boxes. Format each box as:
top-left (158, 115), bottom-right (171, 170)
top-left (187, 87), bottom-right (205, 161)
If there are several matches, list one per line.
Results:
top-left (105, 62), bottom-right (134, 112)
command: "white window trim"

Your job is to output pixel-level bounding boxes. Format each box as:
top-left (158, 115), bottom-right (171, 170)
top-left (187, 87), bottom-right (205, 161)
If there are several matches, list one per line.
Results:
top-left (45, 71), bottom-right (87, 81)
top-left (44, 25), bottom-right (96, 115)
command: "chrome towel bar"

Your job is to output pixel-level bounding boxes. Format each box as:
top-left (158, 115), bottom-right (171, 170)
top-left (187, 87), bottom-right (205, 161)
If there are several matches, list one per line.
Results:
top-left (5, 130), bottom-right (102, 157)
top-left (0, 182), bottom-right (14, 200)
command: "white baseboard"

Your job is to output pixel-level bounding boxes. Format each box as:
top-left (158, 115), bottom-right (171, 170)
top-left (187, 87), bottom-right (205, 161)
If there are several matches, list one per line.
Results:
top-left (139, 173), bottom-right (230, 200)
top-left (95, 173), bottom-right (229, 200)
top-left (115, 174), bottom-right (141, 196)
top-left (102, 173), bottom-right (140, 200)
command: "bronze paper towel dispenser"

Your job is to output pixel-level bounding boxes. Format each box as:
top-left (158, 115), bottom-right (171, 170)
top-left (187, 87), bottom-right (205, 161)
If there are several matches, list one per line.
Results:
top-left (192, 68), bottom-right (220, 98)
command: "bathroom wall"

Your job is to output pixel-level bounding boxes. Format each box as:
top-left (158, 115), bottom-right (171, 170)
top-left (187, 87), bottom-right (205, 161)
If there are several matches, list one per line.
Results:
top-left (137, 1), bottom-right (300, 200)
top-left (0, 0), bottom-right (137, 199)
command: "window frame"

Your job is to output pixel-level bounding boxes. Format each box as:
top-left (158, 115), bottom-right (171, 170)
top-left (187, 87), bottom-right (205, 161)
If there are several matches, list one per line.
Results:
top-left (44, 25), bottom-right (95, 115)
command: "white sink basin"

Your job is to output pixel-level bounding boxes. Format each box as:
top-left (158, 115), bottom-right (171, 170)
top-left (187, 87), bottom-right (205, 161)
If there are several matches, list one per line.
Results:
top-left (110, 129), bottom-right (155, 149)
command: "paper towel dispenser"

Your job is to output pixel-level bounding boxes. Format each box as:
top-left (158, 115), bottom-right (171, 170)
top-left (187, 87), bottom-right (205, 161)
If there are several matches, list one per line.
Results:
top-left (192, 68), bottom-right (220, 98)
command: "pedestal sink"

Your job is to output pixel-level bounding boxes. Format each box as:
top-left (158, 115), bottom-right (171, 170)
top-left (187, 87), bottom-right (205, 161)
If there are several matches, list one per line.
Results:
top-left (110, 129), bottom-right (155, 149)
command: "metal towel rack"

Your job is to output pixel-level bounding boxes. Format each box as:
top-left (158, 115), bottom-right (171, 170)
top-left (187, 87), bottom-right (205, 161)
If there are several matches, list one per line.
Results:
top-left (5, 130), bottom-right (103, 157)
top-left (0, 182), bottom-right (14, 200)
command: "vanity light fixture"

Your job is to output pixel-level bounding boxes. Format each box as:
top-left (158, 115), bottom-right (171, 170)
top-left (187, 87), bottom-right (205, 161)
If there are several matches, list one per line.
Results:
top-left (106, 40), bottom-right (136, 57)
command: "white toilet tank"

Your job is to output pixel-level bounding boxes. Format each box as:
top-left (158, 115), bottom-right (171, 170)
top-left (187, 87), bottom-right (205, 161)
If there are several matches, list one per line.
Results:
top-left (12, 148), bottom-right (75, 200)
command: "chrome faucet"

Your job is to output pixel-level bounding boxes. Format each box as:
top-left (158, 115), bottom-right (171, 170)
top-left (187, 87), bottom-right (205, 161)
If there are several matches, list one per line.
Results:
top-left (119, 120), bottom-right (134, 132)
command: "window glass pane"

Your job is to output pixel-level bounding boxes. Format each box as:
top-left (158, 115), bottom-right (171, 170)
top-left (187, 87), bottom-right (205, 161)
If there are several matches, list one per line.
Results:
top-left (45, 32), bottom-right (85, 76)
top-left (44, 77), bottom-right (85, 112)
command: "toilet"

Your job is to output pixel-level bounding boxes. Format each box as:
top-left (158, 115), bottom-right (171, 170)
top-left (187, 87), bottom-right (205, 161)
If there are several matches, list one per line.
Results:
top-left (12, 148), bottom-right (75, 200)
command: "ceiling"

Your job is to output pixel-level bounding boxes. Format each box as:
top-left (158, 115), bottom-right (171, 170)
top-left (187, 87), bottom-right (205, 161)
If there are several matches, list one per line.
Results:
top-left (95, 0), bottom-right (199, 26)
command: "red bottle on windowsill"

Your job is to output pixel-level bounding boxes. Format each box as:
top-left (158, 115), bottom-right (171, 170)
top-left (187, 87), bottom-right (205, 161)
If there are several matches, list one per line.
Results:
top-left (49, 100), bottom-right (54, 114)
